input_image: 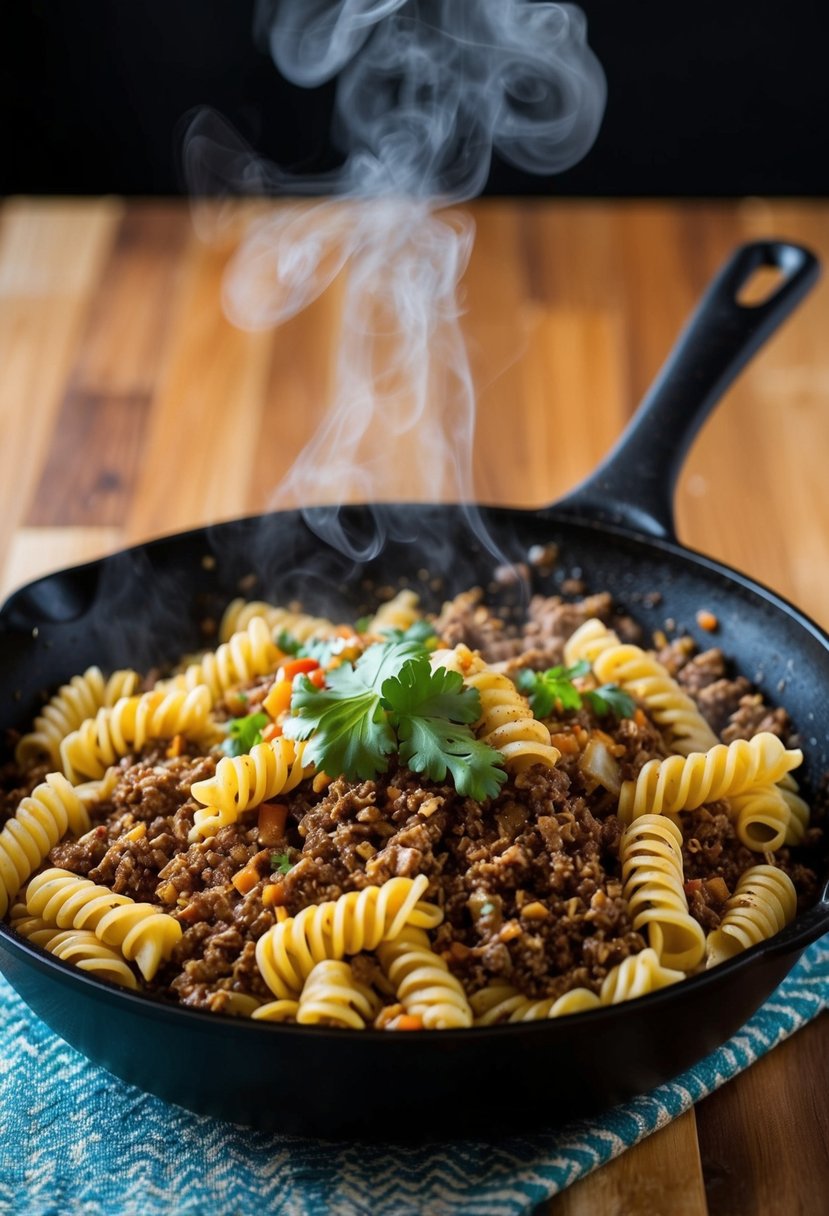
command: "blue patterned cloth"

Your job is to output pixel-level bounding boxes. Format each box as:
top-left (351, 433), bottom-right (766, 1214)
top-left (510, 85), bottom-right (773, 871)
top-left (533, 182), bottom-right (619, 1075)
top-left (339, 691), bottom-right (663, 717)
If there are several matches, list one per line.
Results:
top-left (2, 937), bottom-right (827, 1216)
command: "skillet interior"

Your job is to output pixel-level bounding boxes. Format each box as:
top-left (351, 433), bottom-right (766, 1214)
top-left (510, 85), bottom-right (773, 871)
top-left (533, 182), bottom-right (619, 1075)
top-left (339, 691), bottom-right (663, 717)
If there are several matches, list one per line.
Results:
top-left (1, 502), bottom-right (827, 1137)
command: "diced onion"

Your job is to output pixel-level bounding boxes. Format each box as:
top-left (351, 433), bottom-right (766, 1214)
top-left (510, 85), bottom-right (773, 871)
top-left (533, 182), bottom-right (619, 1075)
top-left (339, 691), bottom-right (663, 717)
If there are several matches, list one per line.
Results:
top-left (579, 739), bottom-right (621, 796)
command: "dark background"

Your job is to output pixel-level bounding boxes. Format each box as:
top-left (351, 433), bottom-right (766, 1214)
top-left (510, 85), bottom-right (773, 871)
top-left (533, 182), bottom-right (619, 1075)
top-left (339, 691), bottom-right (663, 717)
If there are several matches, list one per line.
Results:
top-left (4, 0), bottom-right (829, 196)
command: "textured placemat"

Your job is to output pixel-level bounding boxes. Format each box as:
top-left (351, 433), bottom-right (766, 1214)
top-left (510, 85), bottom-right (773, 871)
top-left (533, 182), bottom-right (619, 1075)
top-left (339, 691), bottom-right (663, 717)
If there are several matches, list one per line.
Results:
top-left (1, 937), bottom-right (827, 1216)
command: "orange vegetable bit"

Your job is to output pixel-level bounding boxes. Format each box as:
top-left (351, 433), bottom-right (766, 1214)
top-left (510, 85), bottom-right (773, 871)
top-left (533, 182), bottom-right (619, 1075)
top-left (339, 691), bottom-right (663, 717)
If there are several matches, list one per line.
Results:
top-left (165, 734), bottom-right (186, 759)
top-left (262, 722), bottom-right (283, 742)
top-left (231, 861), bottom-right (262, 895)
top-left (391, 1014), bottom-right (424, 1031)
top-left (262, 883), bottom-right (288, 908)
top-left (279, 657), bottom-right (321, 682)
top-left (549, 732), bottom-right (581, 756)
top-left (307, 667), bottom-right (327, 689)
top-left (258, 801), bottom-right (288, 845)
top-left (263, 679), bottom-right (293, 718)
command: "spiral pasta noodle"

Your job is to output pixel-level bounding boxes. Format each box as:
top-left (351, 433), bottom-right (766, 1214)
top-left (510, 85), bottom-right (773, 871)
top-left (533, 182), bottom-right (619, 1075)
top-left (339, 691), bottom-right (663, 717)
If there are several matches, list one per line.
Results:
top-left (25, 867), bottom-right (182, 981)
top-left (431, 645), bottom-right (560, 771)
top-left (60, 687), bottom-right (214, 783)
top-left (729, 785), bottom-right (792, 852)
top-left (189, 737), bottom-right (313, 840)
top-left (620, 814), bottom-right (706, 970)
top-left (219, 598), bottom-right (341, 645)
top-left (10, 904), bottom-right (138, 989)
top-left (563, 617), bottom-right (620, 669)
top-left (162, 616), bottom-right (279, 702)
top-left (618, 732), bottom-right (802, 822)
top-left (0, 773), bottom-right (90, 918)
top-left (15, 666), bottom-right (141, 768)
top-left (470, 982), bottom-right (601, 1025)
top-left (592, 642), bottom-right (718, 757)
top-left (366, 589), bottom-right (421, 636)
top-left (295, 959), bottom-right (380, 1029)
top-left (255, 875), bottom-right (442, 1000)
top-left (599, 947), bottom-right (686, 1003)
top-left (376, 926), bottom-right (473, 1028)
top-left (706, 865), bottom-right (797, 967)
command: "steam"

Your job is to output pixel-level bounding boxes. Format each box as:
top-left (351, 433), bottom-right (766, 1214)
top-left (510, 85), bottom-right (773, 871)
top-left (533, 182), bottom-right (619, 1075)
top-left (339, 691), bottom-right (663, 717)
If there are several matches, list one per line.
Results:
top-left (185, 1), bottom-right (606, 562)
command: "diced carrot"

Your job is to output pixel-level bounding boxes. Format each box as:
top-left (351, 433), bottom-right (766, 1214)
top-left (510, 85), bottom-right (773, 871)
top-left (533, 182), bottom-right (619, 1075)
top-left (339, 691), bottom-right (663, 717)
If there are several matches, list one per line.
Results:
top-left (393, 1014), bottom-right (424, 1031)
top-left (549, 732), bottom-right (580, 755)
top-left (262, 883), bottom-right (287, 907)
top-left (634, 708), bottom-right (648, 729)
top-left (263, 679), bottom-right (293, 718)
top-left (307, 667), bottom-right (327, 689)
top-left (258, 801), bottom-right (288, 845)
top-left (262, 722), bottom-right (283, 741)
top-left (232, 862), bottom-right (261, 895)
top-left (704, 876), bottom-right (730, 903)
top-left (280, 657), bottom-right (321, 681)
top-left (166, 734), bottom-right (186, 758)
top-left (696, 609), bottom-right (719, 633)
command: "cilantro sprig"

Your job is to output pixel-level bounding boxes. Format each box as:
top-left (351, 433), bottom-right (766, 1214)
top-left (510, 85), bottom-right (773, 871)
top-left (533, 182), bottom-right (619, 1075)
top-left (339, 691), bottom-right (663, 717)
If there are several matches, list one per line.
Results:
top-left (270, 851), bottom-right (294, 875)
top-left (283, 638), bottom-right (506, 800)
top-left (222, 711), bottom-right (268, 757)
top-left (517, 661), bottom-right (635, 721)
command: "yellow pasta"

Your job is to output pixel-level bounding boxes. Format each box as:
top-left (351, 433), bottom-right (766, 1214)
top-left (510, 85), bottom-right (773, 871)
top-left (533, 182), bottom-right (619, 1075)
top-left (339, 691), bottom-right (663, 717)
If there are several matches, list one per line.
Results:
top-left (25, 867), bottom-right (182, 981)
top-left (15, 666), bottom-right (141, 768)
top-left (0, 773), bottom-right (90, 918)
top-left (620, 814), bottom-right (706, 971)
top-left (592, 642), bottom-right (718, 757)
top-left (251, 998), bottom-right (302, 1022)
top-left (618, 733), bottom-right (802, 822)
top-left (470, 982), bottom-right (601, 1025)
top-left (376, 926), bottom-right (473, 1028)
top-left (431, 645), bottom-right (560, 771)
top-left (60, 687), bottom-right (214, 783)
top-left (706, 865), bottom-right (797, 967)
top-left (219, 598), bottom-right (341, 645)
top-left (366, 589), bottom-right (421, 636)
top-left (729, 785), bottom-right (792, 852)
top-left (599, 947), bottom-right (686, 1003)
top-left (189, 737), bottom-right (312, 841)
top-left (566, 619), bottom-right (717, 756)
top-left (161, 616), bottom-right (279, 702)
top-left (10, 903), bottom-right (138, 989)
top-left (255, 875), bottom-right (442, 1000)
top-left (296, 959), bottom-right (380, 1029)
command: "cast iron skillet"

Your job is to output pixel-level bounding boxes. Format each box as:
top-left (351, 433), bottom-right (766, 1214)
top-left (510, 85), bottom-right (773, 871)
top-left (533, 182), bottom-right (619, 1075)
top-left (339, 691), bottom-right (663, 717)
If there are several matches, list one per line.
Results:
top-left (0, 241), bottom-right (827, 1139)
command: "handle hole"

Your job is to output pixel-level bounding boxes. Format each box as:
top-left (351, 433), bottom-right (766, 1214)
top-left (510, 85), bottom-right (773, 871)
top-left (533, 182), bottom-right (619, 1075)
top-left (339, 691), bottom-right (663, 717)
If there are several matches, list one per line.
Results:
top-left (736, 264), bottom-right (788, 308)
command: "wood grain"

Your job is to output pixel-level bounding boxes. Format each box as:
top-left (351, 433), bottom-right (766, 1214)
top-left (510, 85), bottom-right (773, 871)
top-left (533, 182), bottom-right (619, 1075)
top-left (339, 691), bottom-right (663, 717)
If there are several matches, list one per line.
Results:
top-left (1, 197), bottom-right (828, 1216)
top-left (546, 1111), bottom-right (708, 1216)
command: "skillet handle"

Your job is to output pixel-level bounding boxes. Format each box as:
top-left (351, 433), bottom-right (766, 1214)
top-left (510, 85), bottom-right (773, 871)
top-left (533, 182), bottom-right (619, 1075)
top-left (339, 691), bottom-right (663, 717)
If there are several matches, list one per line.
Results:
top-left (552, 240), bottom-right (820, 540)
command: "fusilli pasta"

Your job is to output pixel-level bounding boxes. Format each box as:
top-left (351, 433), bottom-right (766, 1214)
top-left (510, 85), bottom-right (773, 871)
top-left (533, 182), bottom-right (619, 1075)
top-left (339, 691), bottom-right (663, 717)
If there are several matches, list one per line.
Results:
top-left (15, 666), bottom-right (140, 767)
top-left (376, 926), bottom-right (473, 1028)
top-left (25, 867), bottom-right (182, 981)
top-left (620, 814), bottom-right (706, 971)
top-left (189, 737), bottom-right (312, 840)
top-left (706, 865), bottom-right (797, 967)
top-left (255, 875), bottom-right (441, 1000)
top-left (0, 773), bottom-right (90, 918)
top-left (618, 733), bottom-right (802, 821)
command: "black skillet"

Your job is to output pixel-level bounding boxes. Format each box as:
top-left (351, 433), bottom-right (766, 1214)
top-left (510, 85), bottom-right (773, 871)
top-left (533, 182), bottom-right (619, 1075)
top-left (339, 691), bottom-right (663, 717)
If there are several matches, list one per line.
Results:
top-left (0, 240), bottom-right (827, 1139)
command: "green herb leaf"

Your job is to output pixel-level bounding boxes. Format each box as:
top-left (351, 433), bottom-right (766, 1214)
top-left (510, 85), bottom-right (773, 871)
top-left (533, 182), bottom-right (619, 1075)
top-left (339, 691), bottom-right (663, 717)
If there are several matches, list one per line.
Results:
top-left (518, 661), bottom-right (634, 721)
top-left (585, 683), bottom-right (636, 719)
top-left (283, 664), bottom-right (396, 780)
top-left (382, 659), bottom-right (506, 801)
top-left (222, 712), bottom-right (268, 757)
top-left (277, 630), bottom-right (303, 656)
top-left (380, 618), bottom-right (440, 650)
top-left (270, 851), bottom-right (294, 875)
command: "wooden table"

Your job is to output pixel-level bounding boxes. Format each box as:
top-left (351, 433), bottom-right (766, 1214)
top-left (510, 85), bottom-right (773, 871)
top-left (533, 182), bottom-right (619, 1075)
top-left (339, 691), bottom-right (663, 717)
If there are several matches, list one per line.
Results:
top-left (1, 196), bottom-right (827, 1213)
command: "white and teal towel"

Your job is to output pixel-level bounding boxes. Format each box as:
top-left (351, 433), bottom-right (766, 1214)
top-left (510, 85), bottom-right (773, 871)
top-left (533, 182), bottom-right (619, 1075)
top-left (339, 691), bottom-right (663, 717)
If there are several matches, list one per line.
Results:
top-left (1, 938), bottom-right (827, 1216)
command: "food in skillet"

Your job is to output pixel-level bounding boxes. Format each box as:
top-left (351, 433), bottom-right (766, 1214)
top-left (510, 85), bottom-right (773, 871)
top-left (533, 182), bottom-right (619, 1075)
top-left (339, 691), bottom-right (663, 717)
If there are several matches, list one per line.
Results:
top-left (0, 584), bottom-right (820, 1028)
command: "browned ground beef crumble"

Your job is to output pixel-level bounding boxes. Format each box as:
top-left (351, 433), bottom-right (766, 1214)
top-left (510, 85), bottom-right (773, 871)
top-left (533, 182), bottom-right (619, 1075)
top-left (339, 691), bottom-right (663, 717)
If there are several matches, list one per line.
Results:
top-left (3, 588), bottom-right (823, 1017)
